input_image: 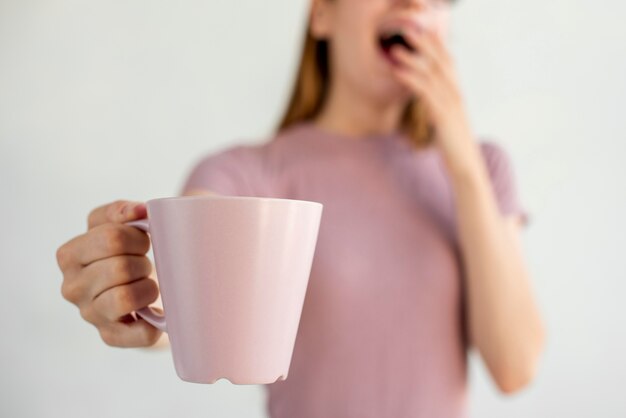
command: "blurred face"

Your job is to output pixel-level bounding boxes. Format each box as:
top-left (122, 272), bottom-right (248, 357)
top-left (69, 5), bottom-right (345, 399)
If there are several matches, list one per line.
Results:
top-left (310, 0), bottom-right (452, 105)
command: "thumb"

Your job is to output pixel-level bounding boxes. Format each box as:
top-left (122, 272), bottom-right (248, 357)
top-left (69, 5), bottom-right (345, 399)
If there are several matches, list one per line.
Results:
top-left (117, 201), bottom-right (147, 223)
top-left (87, 200), bottom-right (147, 229)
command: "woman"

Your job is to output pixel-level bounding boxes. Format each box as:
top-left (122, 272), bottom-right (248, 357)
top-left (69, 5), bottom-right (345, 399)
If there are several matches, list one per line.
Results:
top-left (56, 0), bottom-right (546, 417)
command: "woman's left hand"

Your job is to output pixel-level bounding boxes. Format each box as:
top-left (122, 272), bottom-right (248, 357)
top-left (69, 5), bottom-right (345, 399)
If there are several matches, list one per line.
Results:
top-left (389, 26), bottom-right (476, 160)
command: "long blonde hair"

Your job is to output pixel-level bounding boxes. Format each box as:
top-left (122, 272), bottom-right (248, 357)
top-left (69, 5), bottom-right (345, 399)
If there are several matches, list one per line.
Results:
top-left (273, 16), bottom-right (435, 149)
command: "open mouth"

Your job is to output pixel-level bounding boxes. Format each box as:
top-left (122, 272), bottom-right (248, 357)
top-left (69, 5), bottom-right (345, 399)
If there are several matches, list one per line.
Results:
top-left (378, 29), bottom-right (416, 55)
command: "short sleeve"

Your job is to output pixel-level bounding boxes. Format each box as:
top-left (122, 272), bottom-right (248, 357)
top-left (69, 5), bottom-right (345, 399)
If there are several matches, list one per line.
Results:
top-left (479, 140), bottom-right (531, 228)
top-left (178, 144), bottom-right (258, 197)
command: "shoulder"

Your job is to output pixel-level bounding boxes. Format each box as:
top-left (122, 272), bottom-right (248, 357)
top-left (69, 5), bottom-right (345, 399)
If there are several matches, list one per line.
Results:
top-left (475, 137), bottom-right (530, 225)
top-left (476, 137), bottom-right (517, 177)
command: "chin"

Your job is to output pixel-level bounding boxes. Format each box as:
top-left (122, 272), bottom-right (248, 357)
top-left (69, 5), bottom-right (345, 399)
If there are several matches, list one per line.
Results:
top-left (364, 77), bottom-right (414, 108)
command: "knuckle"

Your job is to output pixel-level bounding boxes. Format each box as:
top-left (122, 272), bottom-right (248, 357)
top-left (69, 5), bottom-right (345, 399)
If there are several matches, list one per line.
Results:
top-left (56, 244), bottom-right (73, 271)
top-left (61, 280), bottom-right (79, 303)
top-left (99, 326), bottom-right (119, 347)
top-left (87, 207), bottom-right (99, 228)
top-left (79, 304), bottom-right (98, 324)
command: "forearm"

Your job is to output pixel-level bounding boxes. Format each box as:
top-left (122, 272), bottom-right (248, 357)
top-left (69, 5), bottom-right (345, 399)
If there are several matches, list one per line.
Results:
top-left (446, 145), bottom-right (545, 393)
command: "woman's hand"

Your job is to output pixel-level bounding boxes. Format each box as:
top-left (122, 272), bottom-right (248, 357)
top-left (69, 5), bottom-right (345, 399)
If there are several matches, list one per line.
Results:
top-left (389, 25), bottom-right (476, 165)
top-left (56, 200), bottom-right (163, 347)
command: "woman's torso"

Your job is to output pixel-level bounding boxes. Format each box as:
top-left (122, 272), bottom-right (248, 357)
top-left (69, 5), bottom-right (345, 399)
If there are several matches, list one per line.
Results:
top-left (181, 121), bottom-right (476, 418)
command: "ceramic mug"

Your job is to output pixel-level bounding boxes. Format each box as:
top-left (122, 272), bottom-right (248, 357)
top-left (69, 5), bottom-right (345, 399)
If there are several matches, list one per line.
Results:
top-left (124, 195), bottom-right (323, 384)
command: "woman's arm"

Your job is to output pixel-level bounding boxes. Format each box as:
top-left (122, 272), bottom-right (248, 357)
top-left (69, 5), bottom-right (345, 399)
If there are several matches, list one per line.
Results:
top-left (446, 147), bottom-right (546, 395)
top-left (387, 25), bottom-right (545, 395)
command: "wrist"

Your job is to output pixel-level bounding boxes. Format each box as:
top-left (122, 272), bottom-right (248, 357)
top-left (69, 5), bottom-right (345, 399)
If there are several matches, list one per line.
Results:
top-left (440, 139), bottom-right (485, 185)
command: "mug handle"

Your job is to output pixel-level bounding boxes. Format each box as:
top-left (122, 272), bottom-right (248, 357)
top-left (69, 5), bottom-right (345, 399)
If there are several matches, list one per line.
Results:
top-left (124, 218), bottom-right (167, 333)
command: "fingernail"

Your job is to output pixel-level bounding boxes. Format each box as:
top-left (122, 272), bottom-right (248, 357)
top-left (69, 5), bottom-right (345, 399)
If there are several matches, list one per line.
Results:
top-left (131, 202), bottom-right (147, 216)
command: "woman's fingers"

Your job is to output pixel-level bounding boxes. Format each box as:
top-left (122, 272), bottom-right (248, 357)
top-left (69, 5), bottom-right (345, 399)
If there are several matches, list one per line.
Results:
top-left (59, 223), bottom-right (151, 270)
top-left (87, 200), bottom-right (147, 230)
top-left (57, 200), bottom-right (164, 348)
top-left (92, 277), bottom-right (160, 324)
top-left (401, 26), bottom-right (450, 73)
top-left (98, 311), bottom-right (163, 348)
top-left (389, 46), bottom-right (435, 98)
top-left (82, 254), bottom-right (154, 301)
top-left (62, 255), bottom-right (153, 306)
top-left (390, 44), bottom-right (433, 79)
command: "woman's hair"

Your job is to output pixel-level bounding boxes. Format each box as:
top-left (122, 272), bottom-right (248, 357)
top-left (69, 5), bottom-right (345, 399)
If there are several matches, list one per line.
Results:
top-left (272, 16), bottom-right (435, 149)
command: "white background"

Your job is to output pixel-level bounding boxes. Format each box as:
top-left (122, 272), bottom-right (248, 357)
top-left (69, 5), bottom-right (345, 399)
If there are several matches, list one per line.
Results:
top-left (1, 0), bottom-right (624, 417)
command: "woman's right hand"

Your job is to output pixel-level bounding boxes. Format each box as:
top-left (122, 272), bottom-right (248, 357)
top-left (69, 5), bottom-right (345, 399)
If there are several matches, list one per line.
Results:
top-left (56, 200), bottom-right (163, 347)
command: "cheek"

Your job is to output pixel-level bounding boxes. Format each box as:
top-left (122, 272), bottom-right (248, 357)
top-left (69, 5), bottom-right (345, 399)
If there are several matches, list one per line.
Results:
top-left (332, 0), bottom-right (385, 63)
top-left (332, 17), bottom-right (374, 75)
top-left (413, 9), bottom-right (451, 41)
top-left (431, 10), bottom-right (451, 41)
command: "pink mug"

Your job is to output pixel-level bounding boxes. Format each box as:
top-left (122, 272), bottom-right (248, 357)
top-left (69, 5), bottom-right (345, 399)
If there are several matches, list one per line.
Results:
top-left (124, 195), bottom-right (323, 384)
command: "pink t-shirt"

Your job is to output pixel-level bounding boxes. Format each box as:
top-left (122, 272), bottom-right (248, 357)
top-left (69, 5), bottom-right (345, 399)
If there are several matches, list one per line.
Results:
top-left (180, 121), bottom-right (530, 418)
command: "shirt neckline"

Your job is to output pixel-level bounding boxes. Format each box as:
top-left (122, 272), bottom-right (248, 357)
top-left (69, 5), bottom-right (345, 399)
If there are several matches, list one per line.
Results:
top-left (292, 120), bottom-right (440, 158)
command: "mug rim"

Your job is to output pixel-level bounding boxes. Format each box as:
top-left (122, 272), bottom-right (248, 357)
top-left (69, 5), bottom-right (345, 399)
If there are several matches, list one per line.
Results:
top-left (147, 194), bottom-right (323, 209)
